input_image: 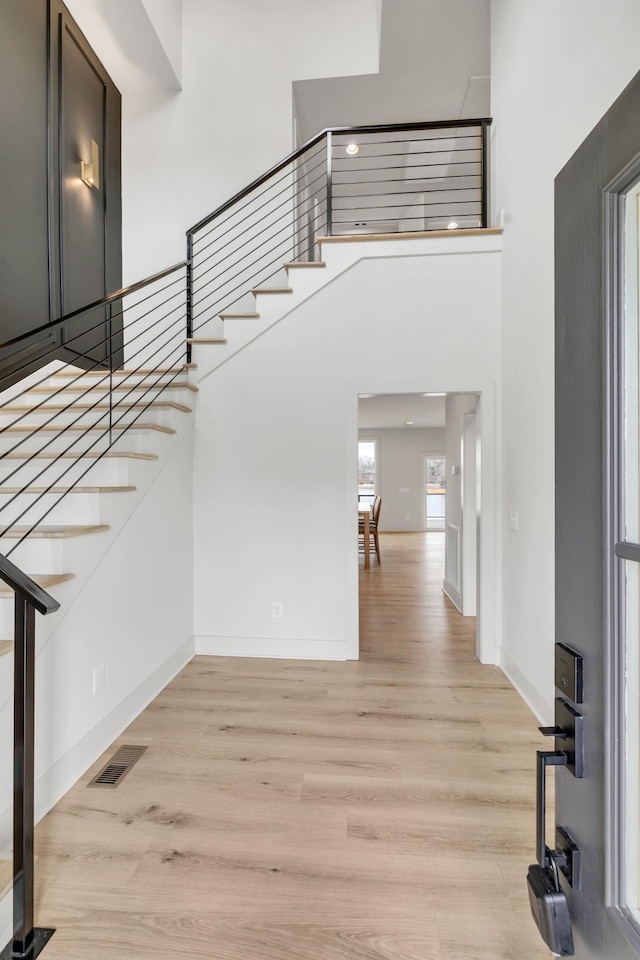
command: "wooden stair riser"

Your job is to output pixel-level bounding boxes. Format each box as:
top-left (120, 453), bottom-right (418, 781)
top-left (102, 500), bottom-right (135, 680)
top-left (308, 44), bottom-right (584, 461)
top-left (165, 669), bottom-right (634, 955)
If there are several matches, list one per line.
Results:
top-left (0, 454), bottom-right (132, 489)
top-left (0, 491), bottom-right (111, 527)
top-left (0, 400), bottom-right (191, 420)
top-left (0, 539), bottom-right (65, 585)
top-left (0, 424), bottom-right (163, 458)
top-left (0, 422), bottom-right (175, 438)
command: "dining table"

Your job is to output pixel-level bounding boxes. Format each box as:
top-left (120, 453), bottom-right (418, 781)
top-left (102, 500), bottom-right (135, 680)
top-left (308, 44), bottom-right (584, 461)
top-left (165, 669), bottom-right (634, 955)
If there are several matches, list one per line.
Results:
top-left (358, 503), bottom-right (372, 569)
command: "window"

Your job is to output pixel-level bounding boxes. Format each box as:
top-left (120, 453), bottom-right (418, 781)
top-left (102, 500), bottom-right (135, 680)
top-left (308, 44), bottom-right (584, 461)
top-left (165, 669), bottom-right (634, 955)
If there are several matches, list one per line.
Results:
top-left (358, 440), bottom-right (377, 505)
top-left (425, 456), bottom-right (446, 530)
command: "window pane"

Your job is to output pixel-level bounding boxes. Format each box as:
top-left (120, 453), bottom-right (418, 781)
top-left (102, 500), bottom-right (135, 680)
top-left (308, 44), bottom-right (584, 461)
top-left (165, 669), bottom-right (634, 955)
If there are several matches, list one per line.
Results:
top-left (358, 441), bottom-right (376, 502)
top-left (425, 457), bottom-right (446, 531)
top-left (619, 185), bottom-right (640, 926)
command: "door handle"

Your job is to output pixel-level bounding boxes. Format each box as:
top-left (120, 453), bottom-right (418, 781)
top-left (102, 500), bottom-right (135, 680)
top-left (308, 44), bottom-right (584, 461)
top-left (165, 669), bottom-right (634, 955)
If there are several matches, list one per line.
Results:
top-left (537, 750), bottom-right (568, 868)
top-left (527, 750), bottom-right (575, 957)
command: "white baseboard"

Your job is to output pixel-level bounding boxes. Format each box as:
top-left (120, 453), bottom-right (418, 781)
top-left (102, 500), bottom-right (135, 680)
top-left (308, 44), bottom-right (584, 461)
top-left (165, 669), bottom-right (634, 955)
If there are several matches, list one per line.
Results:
top-left (0, 637), bottom-right (195, 852)
top-left (195, 635), bottom-right (348, 660)
top-left (501, 649), bottom-right (553, 724)
top-left (442, 579), bottom-right (463, 612)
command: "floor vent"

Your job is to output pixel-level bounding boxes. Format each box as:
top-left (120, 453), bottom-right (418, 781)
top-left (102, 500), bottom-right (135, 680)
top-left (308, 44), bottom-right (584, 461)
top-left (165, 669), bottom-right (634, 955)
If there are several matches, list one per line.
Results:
top-left (88, 744), bottom-right (148, 789)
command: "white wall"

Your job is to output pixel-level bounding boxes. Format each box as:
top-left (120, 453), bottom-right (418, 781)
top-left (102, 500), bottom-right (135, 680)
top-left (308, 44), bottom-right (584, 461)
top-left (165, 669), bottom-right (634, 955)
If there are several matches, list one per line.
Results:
top-left (0, 426), bottom-right (195, 850)
top-left (358, 427), bottom-right (445, 531)
top-left (141, 0), bottom-right (183, 83)
top-left (193, 234), bottom-right (502, 664)
top-left (67, 0), bottom-right (380, 284)
top-left (443, 394), bottom-right (477, 610)
top-left (491, 0), bottom-right (640, 721)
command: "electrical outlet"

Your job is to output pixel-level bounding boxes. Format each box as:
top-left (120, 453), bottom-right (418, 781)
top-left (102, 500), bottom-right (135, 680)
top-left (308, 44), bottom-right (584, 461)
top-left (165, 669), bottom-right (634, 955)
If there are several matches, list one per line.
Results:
top-left (272, 601), bottom-right (283, 618)
top-left (92, 664), bottom-right (105, 695)
top-left (405, 514), bottom-right (410, 520)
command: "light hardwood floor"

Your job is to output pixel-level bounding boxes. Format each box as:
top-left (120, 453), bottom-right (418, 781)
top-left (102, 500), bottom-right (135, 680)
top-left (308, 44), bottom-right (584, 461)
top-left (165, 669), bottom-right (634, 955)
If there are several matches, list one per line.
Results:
top-left (26, 532), bottom-right (550, 959)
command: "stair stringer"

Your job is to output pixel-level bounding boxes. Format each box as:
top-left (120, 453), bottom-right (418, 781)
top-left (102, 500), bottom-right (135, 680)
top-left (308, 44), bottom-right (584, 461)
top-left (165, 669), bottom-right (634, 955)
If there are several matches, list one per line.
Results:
top-left (190, 232), bottom-right (502, 383)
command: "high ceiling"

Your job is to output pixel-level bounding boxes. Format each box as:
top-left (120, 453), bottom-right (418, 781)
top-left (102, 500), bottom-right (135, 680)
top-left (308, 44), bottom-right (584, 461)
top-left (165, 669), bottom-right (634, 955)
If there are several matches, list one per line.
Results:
top-left (293, 0), bottom-right (490, 145)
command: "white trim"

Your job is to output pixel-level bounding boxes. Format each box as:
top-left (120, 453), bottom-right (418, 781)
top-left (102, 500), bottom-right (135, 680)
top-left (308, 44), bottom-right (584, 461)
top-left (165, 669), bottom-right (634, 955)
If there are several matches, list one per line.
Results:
top-left (195, 635), bottom-right (349, 660)
top-left (501, 649), bottom-right (551, 724)
top-left (0, 637), bottom-right (194, 853)
top-left (442, 579), bottom-right (462, 612)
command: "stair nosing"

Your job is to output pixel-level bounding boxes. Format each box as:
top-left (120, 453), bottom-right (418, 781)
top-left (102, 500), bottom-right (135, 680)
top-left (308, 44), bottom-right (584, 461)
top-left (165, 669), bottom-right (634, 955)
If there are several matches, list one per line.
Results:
top-left (0, 573), bottom-right (75, 598)
top-left (27, 381), bottom-right (198, 394)
top-left (317, 227), bottom-right (503, 244)
top-left (250, 287), bottom-right (293, 296)
top-left (219, 312), bottom-right (260, 319)
top-left (0, 401), bottom-right (192, 413)
top-left (0, 486), bottom-right (136, 494)
top-left (2, 451), bottom-right (158, 461)
top-left (1, 423), bottom-right (176, 435)
top-left (51, 365), bottom-right (193, 378)
top-left (0, 524), bottom-right (110, 539)
top-left (283, 262), bottom-right (326, 269)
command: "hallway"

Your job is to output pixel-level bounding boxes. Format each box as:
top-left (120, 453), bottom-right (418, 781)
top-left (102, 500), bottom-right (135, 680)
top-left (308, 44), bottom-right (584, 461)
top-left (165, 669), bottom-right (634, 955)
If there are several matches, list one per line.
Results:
top-left (32, 533), bottom-right (550, 959)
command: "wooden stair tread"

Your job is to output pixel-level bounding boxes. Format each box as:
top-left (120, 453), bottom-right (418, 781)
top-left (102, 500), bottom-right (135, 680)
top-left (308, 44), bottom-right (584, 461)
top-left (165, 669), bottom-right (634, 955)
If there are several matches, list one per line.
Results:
top-left (0, 640), bottom-right (13, 657)
top-left (2, 451), bottom-right (158, 461)
top-left (283, 261), bottom-right (326, 269)
top-left (317, 227), bottom-right (503, 244)
top-left (2, 423), bottom-right (176, 435)
top-left (0, 524), bottom-right (109, 539)
top-left (0, 400), bottom-right (192, 414)
top-left (28, 381), bottom-right (198, 394)
top-left (187, 338), bottom-right (227, 345)
top-left (219, 312), bottom-right (260, 319)
top-left (0, 486), bottom-right (136, 494)
top-left (51, 365), bottom-right (193, 378)
top-left (250, 287), bottom-right (293, 295)
top-left (0, 573), bottom-right (74, 598)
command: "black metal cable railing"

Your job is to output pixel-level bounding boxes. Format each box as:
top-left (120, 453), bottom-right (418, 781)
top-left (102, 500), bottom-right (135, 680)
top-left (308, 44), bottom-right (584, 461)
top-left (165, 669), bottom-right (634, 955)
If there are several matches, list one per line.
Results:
top-left (0, 263), bottom-right (189, 560)
top-left (186, 118), bottom-right (490, 345)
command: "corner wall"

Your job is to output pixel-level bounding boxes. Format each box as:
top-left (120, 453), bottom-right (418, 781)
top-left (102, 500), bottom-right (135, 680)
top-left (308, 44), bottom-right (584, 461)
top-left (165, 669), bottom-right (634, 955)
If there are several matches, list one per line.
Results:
top-left (193, 235), bottom-right (502, 664)
top-left (491, 0), bottom-right (640, 721)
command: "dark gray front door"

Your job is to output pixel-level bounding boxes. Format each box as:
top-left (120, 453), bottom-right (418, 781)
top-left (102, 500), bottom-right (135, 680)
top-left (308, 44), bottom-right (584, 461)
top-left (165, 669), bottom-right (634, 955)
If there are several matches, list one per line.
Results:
top-left (554, 71), bottom-right (640, 959)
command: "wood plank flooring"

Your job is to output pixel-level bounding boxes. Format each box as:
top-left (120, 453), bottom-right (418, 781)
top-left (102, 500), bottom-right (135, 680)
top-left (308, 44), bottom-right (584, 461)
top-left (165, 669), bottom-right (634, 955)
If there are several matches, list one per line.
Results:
top-left (27, 532), bottom-right (549, 959)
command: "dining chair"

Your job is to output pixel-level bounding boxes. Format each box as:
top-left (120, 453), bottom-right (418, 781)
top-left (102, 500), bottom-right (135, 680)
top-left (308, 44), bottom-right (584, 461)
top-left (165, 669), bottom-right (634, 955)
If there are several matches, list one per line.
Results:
top-left (359, 496), bottom-right (382, 564)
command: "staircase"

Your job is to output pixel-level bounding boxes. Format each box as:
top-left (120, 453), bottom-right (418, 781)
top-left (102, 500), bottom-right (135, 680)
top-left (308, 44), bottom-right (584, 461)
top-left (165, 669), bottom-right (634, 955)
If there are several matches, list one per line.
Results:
top-left (0, 116), bottom-right (492, 958)
top-left (0, 365), bottom-right (196, 592)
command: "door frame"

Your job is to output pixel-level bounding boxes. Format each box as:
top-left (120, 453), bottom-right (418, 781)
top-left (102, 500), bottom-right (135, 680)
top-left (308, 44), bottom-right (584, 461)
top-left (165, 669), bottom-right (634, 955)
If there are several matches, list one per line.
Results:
top-left (555, 68), bottom-right (640, 960)
top-left (604, 147), bottom-right (640, 953)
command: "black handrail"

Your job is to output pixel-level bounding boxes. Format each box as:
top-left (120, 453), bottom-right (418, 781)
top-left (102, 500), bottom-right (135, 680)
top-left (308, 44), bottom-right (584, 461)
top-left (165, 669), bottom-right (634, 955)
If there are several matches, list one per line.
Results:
top-left (0, 554), bottom-right (58, 959)
top-left (0, 555), bottom-right (59, 616)
top-left (0, 261), bottom-right (187, 356)
top-left (187, 118), bottom-right (491, 235)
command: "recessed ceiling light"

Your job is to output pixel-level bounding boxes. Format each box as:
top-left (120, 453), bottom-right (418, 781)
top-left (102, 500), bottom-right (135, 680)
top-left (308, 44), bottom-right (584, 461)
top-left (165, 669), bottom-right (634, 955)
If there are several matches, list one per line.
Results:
top-left (346, 143), bottom-right (360, 156)
top-left (404, 420), bottom-right (414, 426)
top-left (447, 221), bottom-right (459, 229)
top-left (423, 392), bottom-right (446, 397)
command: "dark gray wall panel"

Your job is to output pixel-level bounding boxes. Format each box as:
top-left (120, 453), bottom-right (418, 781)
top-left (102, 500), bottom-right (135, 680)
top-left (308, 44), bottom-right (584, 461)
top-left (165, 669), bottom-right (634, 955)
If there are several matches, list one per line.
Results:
top-left (0, 0), bottom-right (51, 343)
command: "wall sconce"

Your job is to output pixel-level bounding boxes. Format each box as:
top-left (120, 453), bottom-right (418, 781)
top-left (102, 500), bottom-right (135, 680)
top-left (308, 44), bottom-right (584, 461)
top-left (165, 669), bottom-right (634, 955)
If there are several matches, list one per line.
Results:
top-left (81, 139), bottom-right (100, 189)
top-left (345, 143), bottom-right (360, 156)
